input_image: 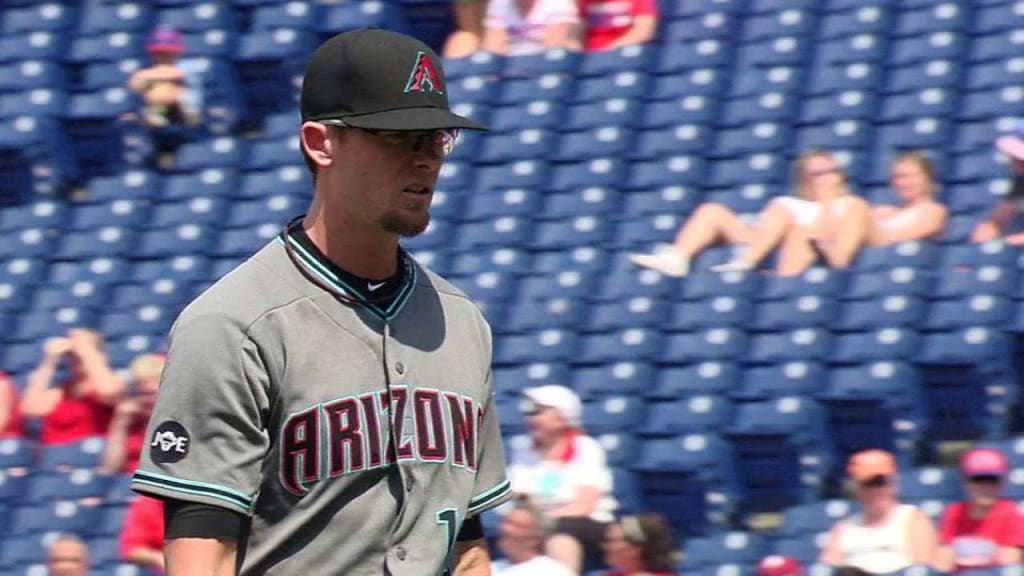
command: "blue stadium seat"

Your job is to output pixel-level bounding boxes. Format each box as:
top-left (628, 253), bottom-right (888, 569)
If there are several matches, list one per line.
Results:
top-left (683, 532), bottom-right (768, 573)
top-left (758, 269), bottom-right (848, 301)
top-left (576, 328), bottom-right (664, 364)
top-left (572, 362), bottom-right (655, 400)
top-left (148, 197), bottom-right (229, 228)
top-left (0, 32), bottom-right (66, 64)
top-left (582, 395), bottom-right (647, 434)
top-left (495, 74), bottom-right (573, 107)
top-left (158, 2), bottom-right (238, 32)
top-left (0, 470), bottom-right (32, 504)
top-left (819, 5), bottom-right (891, 37)
top-left (173, 136), bottom-right (247, 172)
top-left (654, 40), bottom-right (732, 74)
top-left (10, 500), bottom-right (104, 535)
top-left (26, 469), bottom-right (111, 504)
top-left (639, 396), bottom-right (734, 437)
top-left (658, 327), bottom-right (748, 364)
top-left (162, 168), bottom-right (239, 200)
top-left (541, 186), bottom-right (621, 219)
top-left (917, 327), bottom-right (1013, 365)
top-left (2, 4), bottom-right (78, 34)
top-left (551, 158), bottom-right (630, 191)
top-left (66, 32), bottom-right (145, 65)
top-left (487, 100), bottom-right (566, 132)
top-left (678, 269), bottom-right (761, 301)
top-left (888, 59), bottom-right (964, 93)
top-left (817, 34), bottom-right (889, 67)
top-left (37, 437), bottom-right (106, 471)
top-left (647, 361), bottom-right (739, 400)
top-left (779, 499), bottom-right (854, 538)
top-left (502, 50), bottom-right (580, 78)
top-left (732, 361), bottom-right (826, 401)
top-left (801, 89), bottom-right (878, 123)
top-left (87, 169), bottom-right (162, 203)
top-left (554, 126), bottom-right (634, 161)
top-left (451, 270), bottom-right (519, 303)
top-left (973, 2), bottom-right (1024, 33)
top-left (749, 297), bottom-right (839, 331)
top-left (492, 363), bottom-right (571, 397)
top-left (450, 248), bottom-right (532, 276)
top-left (130, 255), bottom-right (211, 284)
top-left (961, 86), bottom-right (1024, 121)
top-left (110, 280), bottom-right (195, 309)
top-left (890, 31), bottom-right (968, 66)
top-left (899, 466), bottom-right (963, 503)
top-left (735, 36), bottom-right (813, 68)
top-left (474, 161), bottom-right (550, 192)
top-left (16, 306), bottom-right (100, 342)
top-left (743, 8), bottom-right (817, 41)
top-left (830, 328), bottom-right (922, 364)
top-left (0, 88), bottom-right (68, 120)
top-left (0, 438), bottom-right (34, 470)
top-left (69, 200), bottom-right (150, 231)
top-left (492, 329), bottom-right (578, 365)
top-left (136, 224), bottom-right (219, 258)
top-left (941, 242), bottom-right (1019, 269)
top-left (842, 267), bottom-right (933, 300)
top-left (250, 1), bottom-right (323, 31)
top-left (531, 246), bottom-right (613, 275)
top-left (745, 329), bottom-right (832, 365)
top-left (33, 280), bottom-right (111, 311)
top-left (598, 432), bottom-right (640, 468)
top-left (100, 304), bottom-right (176, 338)
top-left (933, 265), bottom-right (1017, 298)
top-left (923, 295), bottom-right (1013, 330)
top-left (662, 10), bottom-right (739, 42)
top-left (895, 3), bottom-right (972, 36)
top-left (586, 297), bottom-right (670, 332)
top-left (853, 241), bottom-right (941, 272)
top-left (833, 295), bottom-right (928, 330)
top-left (668, 296), bottom-right (755, 331)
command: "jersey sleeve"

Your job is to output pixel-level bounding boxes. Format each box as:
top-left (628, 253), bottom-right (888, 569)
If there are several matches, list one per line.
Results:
top-left (466, 372), bottom-right (511, 517)
top-left (131, 312), bottom-right (271, 516)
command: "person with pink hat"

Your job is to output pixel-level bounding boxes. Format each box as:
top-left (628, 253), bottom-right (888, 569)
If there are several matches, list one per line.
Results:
top-left (934, 447), bottom-right (1024, 572)
top-left (820, 449), bottom-right (938, 574)
top-left (756, 555), bottom-right (804, 576)
top-left (127, 26), bottom-right (201, 129)
top-left (970, 120), bottom-right (1024, 244)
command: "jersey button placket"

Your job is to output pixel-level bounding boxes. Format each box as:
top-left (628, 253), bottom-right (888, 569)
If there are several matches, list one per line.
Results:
top-left (395, 361), bottom-right (405, 375)
top-left (395, 546), bottom-right (407, 561)
top-left (405, 475), bottom-right (414, 492)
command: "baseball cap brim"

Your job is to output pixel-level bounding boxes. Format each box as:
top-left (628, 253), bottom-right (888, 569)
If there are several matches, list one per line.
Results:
top-left (996, 135), bottom-right (1024, 161)
top-left (327, 106), bottom-right (487, 132)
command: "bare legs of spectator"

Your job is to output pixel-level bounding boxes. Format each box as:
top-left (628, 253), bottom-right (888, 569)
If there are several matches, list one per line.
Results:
top-left (546, 533), bottom-right (583, 575)
top-left (631, 202), bottom-right (754, 277)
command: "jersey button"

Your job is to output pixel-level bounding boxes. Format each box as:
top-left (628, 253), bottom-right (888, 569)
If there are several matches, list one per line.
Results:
top-left (405, 476), bottom-right (414, 492)
top-left (396, 546), bottom-right (407, 561)
top-left (395, 361), bottom-right (405, 375)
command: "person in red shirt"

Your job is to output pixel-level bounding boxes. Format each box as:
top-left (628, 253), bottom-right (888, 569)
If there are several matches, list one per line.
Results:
top-left (0, 371), bottom-right (24, 438)
top-left (102, 353), bottom-right (165, 474)
top-left (601, 514), bottom-right (679, 576)
top-left (936, 447), bottom-right (1024, 571)
top-left (20, 328), bottom-right (123, 445)
top-left (119, 494), bottom-right (165, 573)
top-left (757, 555), bottom-right (805, 576)
top-left (577, 0), bottom-right (658, 51)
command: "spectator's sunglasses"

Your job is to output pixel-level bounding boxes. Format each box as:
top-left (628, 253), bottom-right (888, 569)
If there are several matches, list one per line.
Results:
top-left (319, 119), bottom-right (459, 156)
top-left (968, 475), bottom-right (1002, 485)
top-left (858, 475), bottom-right (890, 489)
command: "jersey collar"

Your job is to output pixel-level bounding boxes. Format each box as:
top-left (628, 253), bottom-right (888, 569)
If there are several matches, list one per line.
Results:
top-left (278, 219), bottom-right (418, 322)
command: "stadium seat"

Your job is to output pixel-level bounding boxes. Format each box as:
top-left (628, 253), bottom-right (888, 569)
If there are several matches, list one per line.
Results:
top-left (639, 396), bottom-right (734, 437)
top-left (731, 361), bottom-right (826, 401)
top-left (830, 328), bottom-right (922, 364)
top-left (668, 296), bottom-right (755, 331)
top-left (582, 395), bottom-right (647, 434)
top-left (745, 329), bottom-right (832, 365)
top-left (585, 298), bottom-right (670, 333)
top-left (572, 362), bottom-right (655, 399)
top-left (832, 295), bottom-right (928, 330)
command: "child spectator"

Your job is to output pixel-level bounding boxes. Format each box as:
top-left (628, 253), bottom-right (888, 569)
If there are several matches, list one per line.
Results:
top-left (102, 353), bottom-right (165, 474)
top-left (578, 0), bottom-right (659, 51)
top-left (20, 329), bottom-right (123, 445)
top-left (493, 497), bottom-right (575, 576)
top-left (120, 495), bottom-right (165, 573)
top-left (820, 450), bottom-right (938, 574)
top-left (47, 533), bottom-right (91, 576)
top-left (0, 371), bottom-right (24, 438)
top-left (601, 514), bottom-right (679, 576)
top-left (971, 120), bottom-right (1024, 244)
top-left (128, 27), bottom-right (201, 130)
top-left (508, 385), bottom-right (617, 574)
top-left (482, 0), bottom-right (583, 55)
top-left (934, 447), bottom-right (1024, 571)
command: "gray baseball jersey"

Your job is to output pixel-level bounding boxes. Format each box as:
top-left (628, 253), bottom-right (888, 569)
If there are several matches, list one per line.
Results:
top-left (132, 235), bottom-right (511, 575)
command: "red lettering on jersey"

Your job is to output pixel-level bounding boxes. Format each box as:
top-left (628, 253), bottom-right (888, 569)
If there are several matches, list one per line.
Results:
top-left (281, 407), bottom-right (319, 495)
top-left (359, 393), bottom-right (383, 469)
top-left (390, 386), bottom-right (415, 461)
top-left (414, 389), bottom-right (447, 462)
top-left (445, 392), bottom-right (477, 471)
top-left (324, 398), bottom-right (364, 476)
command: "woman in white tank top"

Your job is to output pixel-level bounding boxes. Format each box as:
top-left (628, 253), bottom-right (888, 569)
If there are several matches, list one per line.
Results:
top-left (820, 450), bottom-right (939, 574)
top-left (867, 152), bottom-right (948, 246)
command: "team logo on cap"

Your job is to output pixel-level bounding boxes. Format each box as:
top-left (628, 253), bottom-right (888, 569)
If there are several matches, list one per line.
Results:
top-left (405, 51), bottom-right (444, 95)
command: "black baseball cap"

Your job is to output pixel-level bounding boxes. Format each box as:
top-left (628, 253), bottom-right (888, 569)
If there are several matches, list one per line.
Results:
top-left (300, 28), bottom-right (486, 131)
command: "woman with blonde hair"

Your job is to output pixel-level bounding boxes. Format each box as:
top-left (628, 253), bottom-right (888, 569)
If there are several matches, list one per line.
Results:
top-left (630, 150), bottom-right (869, 277)
top-left (601, 514), bottom-right (680, 576)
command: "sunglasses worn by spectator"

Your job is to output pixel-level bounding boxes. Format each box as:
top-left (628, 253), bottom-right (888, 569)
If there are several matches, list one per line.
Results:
top-left (968, 475), bottom-right (1002, 485)
top-left (859, 476), bottom-right (890, 489)
top-left (319, 119), bottom-right (459, 156)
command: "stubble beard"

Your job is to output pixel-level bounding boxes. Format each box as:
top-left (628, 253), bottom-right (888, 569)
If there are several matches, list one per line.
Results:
top-left (379, 209), bottom-right (430, 238)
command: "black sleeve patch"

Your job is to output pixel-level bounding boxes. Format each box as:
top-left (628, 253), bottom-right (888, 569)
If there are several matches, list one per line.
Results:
top-left (150, 420), bottom-right (191, 463)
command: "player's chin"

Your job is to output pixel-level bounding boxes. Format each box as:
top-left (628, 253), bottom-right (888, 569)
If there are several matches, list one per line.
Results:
top-left (381, 210), bottom-right (430, 238)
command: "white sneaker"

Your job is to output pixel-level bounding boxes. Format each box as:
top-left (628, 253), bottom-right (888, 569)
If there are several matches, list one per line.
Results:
top-left (711, 259), bottom-right (753, 273)
top-left (630, 252), bottom-right (690, 277)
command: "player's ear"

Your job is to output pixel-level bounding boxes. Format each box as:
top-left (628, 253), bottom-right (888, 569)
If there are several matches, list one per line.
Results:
top-left (301, 121), bottom-right (334, 170)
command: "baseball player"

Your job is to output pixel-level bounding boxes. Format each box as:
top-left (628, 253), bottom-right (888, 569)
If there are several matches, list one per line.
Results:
top-left (131, 28), bottom-right (511, 575)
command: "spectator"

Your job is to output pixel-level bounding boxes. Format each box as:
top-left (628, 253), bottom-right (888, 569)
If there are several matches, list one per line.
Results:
top-left (773, 151), bottom-right (948, 275)
top-left (493, 497), bottom-right (575, 576)
top-left (481, 0), bottom-right (583, 56)
top-left (630, 150), bottom-right (868, 277)
top-left (20, 329), bottom-right (123, 445)
top-left (934, 447), bottom-right (1024, 572)
top-left (865, 152), bottom-right (949, 246)
top-left (756, 555), bottom-right (805, 576)
top-left (443, 0), bottom-right (488, 57)
top-left (128, 27), bottom-right (201, 130)
top-left (0, 371), bottom-right (24, 438)
top-left (101, 353), bottom-right (165, 474)
top-left (47, 533), bottom-right (90, 576)
top-left (601, 513), bottom-right (680, 576)
top-left (971, 120), bottom-right (1024, 244)
top-left (119, 495), bottom-right (165, 573)
top-left (508, 385), bottom-right (617, 574)
top-left (820, 449), bottom-right (938, 574)
top-left (578, 0), bottom-right (659, 51)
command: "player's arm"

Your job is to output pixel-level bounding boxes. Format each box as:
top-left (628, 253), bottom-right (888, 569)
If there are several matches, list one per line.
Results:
top-left (452, 538), bottom-right (492, 576)
top-left (164, 499), bottom-right (245, 576)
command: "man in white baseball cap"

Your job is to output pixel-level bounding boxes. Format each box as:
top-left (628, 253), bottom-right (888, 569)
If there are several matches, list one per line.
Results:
top-left (971, 119), bottom-right (1024, 243)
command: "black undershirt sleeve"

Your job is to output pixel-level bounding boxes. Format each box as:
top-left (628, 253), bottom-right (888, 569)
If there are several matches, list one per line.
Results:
top-left (456, 515), bottom-right (483, 541)
top-left (163, 498), bottom-right (247, 540)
